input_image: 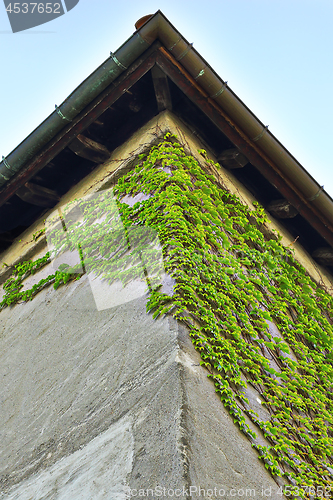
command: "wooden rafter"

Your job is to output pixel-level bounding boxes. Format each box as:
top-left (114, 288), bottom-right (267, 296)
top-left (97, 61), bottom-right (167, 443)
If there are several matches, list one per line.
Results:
top-left (0, 42), bottom-right (161, 209)
top-left (155, 48), bottom-right (333, 248)
top-left (151, 65), bottom-right (172, 112)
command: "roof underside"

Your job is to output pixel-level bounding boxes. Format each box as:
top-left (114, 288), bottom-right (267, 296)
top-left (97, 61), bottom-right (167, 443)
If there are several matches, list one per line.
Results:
top-left (0, 12), bottom-right (332, 274)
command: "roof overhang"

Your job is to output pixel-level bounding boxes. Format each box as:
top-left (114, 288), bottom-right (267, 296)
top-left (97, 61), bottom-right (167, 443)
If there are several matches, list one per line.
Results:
top-left (0, 11), bottom-right (332, 266)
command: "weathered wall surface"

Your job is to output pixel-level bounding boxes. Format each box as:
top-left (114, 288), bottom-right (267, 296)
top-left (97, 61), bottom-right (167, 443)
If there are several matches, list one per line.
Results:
top-left (0, 270), bottom-right (283, 499)
top-left (1, 111), bottom-right (332, 294)
top-left (0, 272), bottom-right (184, 497)
top-left (3, 111), bottom-right (332, 499)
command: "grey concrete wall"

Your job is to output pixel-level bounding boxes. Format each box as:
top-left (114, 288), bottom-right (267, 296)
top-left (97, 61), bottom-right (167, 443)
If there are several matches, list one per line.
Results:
top-left (0, 271), bottom-right (284, 499)
top-left (0, 112), bottom-right (298, 499)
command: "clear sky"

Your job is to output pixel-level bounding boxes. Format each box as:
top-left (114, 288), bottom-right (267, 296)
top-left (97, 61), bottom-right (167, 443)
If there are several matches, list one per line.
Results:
top-left (0, 0), bottom-right (332, 195)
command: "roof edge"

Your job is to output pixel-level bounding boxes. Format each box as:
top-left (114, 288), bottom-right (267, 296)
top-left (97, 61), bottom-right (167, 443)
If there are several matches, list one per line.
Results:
top-left (1, 10), bottom-right (333, 248)
top-left (138, 12), bottom-right (333, 232)
top-left (0, 27), bottom-right (151, 187)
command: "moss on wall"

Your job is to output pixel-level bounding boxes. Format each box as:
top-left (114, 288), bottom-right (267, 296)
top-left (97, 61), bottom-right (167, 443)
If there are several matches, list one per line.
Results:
top-left (2, 135), bottom-right (333, 497)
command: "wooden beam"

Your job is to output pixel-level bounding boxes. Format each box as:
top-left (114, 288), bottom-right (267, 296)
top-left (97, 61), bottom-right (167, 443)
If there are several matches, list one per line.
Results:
top-left (16, 182), bottom-right (59, 207)
top-left (312, 247), bottom-right (333, 266)
top-left (68, 134), bottom-right (110, 163)
top-left (267, 199), bottom-right (299, 219)
top-left (0, 44), bottom-right (159, 209)
top-left (218, 148), bottom-right (248, 169)
top-left (128, 98), bottom-right (142, 113)
top-left (151, 65), bottom-right (172, 112)
top-left (155, 48), bottom-right (333, 248)
top-left (92, 119), bottom-right (104, 127)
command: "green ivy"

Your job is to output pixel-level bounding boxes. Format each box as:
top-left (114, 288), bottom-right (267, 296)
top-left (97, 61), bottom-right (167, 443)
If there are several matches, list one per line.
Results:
top-left (0, 253), bottom-right (80, 309)
top-left (115, 136), bottom-right (333, 498)
top-left (1, 134), bottom-right (333, 498)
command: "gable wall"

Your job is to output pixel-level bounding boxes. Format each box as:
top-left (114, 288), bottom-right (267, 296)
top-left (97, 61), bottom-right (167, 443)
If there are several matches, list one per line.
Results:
top-left (1, 111), bottom-right (332, 293)
top-left (1, 112), bottom-right (332, 499)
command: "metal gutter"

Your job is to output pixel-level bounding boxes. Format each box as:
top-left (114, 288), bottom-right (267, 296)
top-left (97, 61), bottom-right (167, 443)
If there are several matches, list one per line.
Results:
top-left (138, 12), bottom-right (333, 236)
top-left (1, 10), bottom-right (332, 245)
top-left (0, 32), bottom-right (150, 187)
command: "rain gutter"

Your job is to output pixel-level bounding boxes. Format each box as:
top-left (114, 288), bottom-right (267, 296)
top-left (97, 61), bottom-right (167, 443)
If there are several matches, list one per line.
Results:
top-left (1, 10), bottom-right (332, 245)
top-left (0, 32), bottom-right (150, 187)
top-left (138, 12), bottom-right (333, 238)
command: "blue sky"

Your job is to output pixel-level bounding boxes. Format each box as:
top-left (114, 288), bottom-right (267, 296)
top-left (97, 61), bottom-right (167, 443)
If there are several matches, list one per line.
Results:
top-left (0, 0), bottom-right (332, 195)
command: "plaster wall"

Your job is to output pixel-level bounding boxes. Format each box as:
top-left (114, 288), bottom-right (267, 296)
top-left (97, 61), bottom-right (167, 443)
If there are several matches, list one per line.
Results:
top-left (1, 111), bottom-right (332, 293)
top-left (0, 272), bottom-right (283, 499)
top-left (1, 111), bottom-right (330, 499)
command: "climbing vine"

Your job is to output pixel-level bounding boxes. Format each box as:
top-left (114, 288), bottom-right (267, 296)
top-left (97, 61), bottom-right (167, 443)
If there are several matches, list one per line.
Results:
top-left (1, 135), bottom-right (333, 498)
top-left (0, 253), bottom-right (79, 309)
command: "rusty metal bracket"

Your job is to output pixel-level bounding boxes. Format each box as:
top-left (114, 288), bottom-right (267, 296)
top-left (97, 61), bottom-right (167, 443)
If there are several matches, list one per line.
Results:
top-left (110, 52), bottom-right (127, 70)
top-left (176, 43), bottom-right (193, 61)
top-left (55, 105), bottom-right (72, 122)
top-left (0, 156), bottom-right (11, 180)
top-left (194, 68), bottom-right (205, 80)
top-left (168, 36), bottom-right (182, 51)
top-left (210, 81), bottom-right (228, 99)
top-left (308, 185), bottom-right (324, 202)
top-left (253, 125), bottom-right (269, 142)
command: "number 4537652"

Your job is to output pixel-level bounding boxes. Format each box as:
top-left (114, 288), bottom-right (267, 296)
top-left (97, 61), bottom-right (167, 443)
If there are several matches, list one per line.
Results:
top-left (6, 3), bottom-right (61, 14)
